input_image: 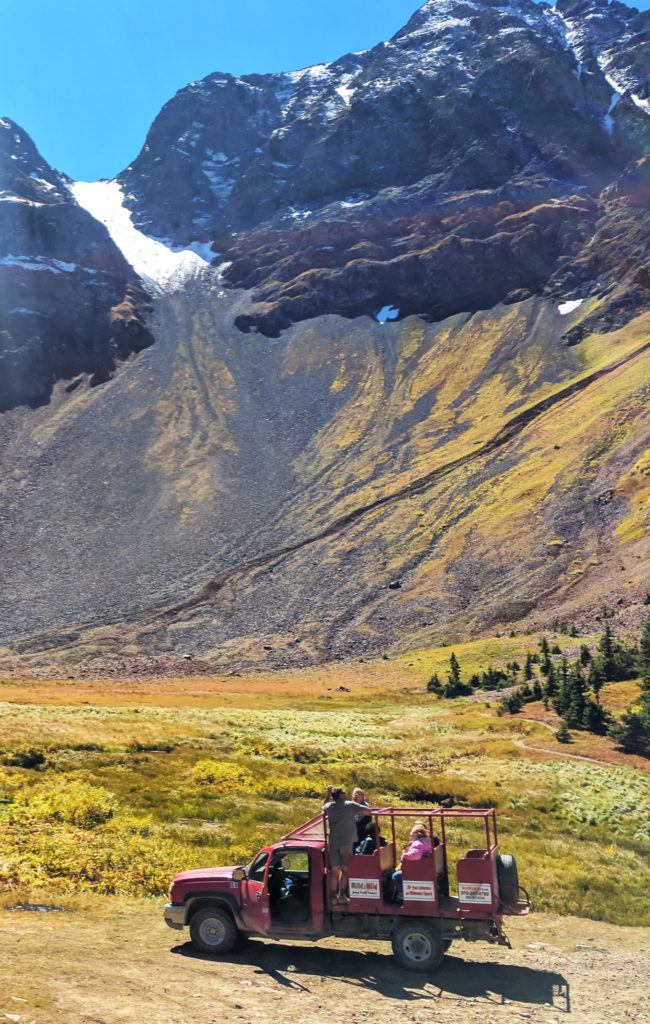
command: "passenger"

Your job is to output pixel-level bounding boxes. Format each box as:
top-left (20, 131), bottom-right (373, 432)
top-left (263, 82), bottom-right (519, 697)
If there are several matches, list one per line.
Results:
top-left (355, 817), bottom-right (387, 855)
top-left (392, 822), bottom-right (432, 901)
top-left (322, 785), bottom-right (371, 904)
top-left (352, 787), bottom-right (369, 844)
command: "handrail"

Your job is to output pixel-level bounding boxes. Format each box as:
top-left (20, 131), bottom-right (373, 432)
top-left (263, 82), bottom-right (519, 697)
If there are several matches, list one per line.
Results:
top-left (284, 806), bottom-right (498, 842)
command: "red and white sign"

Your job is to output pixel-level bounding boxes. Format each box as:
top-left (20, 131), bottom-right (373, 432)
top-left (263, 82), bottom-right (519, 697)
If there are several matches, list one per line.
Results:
top-left (349, 878), bottom-right (381, 899)
top-left (403, 880), bottom-right (436, 901)
top-left (458, 882), bottom-right (492, 904)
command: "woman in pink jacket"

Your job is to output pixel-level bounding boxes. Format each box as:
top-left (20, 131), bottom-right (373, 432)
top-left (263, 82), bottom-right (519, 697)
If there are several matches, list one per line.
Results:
top-left (392, 822), bottom-right (432, 901)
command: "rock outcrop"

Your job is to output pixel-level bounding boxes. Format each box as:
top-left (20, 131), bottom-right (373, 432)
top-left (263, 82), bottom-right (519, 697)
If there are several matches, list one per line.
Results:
top-left (0, 119), bottom-right (152, 411)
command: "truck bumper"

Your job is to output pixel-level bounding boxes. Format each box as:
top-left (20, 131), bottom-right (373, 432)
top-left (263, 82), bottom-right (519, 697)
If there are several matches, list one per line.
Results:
top-left (164, 902), bottom-right (186, 930)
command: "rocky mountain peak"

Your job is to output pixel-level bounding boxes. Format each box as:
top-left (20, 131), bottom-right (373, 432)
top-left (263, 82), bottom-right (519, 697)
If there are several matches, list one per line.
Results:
top-left (0, 116), bottom-right (69, 206)
top-left (0, 120), bottom-right (153, 411)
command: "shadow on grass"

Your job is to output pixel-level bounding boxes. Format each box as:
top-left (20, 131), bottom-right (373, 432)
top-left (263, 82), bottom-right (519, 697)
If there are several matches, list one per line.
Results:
top-left (171, 941), bottom-right (569, 1009)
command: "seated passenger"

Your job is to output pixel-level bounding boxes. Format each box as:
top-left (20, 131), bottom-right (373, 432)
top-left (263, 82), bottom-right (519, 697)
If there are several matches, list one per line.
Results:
top-left (352, 787), bottom-right (370, 844)
top-left (392, 822), bottom-right (433, 900)
top-left (354, 818), bottom-right (387, 855)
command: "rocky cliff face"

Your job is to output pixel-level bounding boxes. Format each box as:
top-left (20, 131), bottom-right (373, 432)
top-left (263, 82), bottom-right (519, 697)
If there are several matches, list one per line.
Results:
top-left (117, 0), bottom-right (650, 336)
top-left (1, 0), bottom-right (650, 669)
top-left (0, 119), bottom-right (153, 411)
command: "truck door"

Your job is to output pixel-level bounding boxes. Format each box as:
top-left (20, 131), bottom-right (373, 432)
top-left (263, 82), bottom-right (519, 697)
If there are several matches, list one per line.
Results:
top-left (240, 850), bottom-right (271, 935)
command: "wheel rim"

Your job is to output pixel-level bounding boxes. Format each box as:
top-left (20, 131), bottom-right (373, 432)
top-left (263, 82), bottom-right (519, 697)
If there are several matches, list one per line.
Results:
top-left (402, 930), bottom-right (433, 963)
top-left (198, 915), bottom-right (227, 947)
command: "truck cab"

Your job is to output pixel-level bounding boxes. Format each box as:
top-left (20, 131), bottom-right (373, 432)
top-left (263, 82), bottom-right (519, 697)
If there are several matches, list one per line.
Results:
top-left (165, 806), bottom-right (529, 972)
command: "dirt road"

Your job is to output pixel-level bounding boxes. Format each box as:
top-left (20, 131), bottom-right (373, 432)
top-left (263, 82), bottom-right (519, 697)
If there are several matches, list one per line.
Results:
top-left (1, 899), bottom-right (648, 1024)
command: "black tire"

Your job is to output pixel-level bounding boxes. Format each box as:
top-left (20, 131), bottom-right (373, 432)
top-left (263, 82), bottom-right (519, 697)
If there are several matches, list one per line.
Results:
top-left (391, 921), bottom-right (444, 972)
top-left (497, 853), bottom-right (519, 907)
top-left (189, 906), bottom-right (238, 954)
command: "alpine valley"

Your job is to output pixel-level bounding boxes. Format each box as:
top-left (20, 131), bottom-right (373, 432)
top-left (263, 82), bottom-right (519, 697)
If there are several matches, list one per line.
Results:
top-left (2, 0), bottom-right (650, 671)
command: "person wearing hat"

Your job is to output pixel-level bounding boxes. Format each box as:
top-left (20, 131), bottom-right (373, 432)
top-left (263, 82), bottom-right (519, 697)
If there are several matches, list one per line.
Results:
top-left (392, 821), bottom-right (433, 901)
top-left (322, 785), bottom-right (371, 904)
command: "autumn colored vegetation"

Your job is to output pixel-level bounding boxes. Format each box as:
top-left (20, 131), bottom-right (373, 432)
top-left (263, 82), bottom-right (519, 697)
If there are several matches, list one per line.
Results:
top-left (0, 630), bottom-right (648, 927)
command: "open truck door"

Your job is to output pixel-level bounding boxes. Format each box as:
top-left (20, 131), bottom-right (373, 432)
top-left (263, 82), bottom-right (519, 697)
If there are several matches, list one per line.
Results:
top-left (239, 849), bottom-right (271, 935)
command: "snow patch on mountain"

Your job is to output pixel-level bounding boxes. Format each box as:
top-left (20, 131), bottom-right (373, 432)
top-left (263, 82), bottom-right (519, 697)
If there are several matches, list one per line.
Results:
top-left (558, 298), bottom-right (584, 315)
top-left (69, 180), bottom-right (215, 293)
top-left (0, 255), bottom-right (87, 274)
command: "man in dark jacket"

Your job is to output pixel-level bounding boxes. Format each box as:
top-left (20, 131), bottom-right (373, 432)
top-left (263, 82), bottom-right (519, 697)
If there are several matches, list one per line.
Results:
top-left (322, 786), bottom-right (371, 903)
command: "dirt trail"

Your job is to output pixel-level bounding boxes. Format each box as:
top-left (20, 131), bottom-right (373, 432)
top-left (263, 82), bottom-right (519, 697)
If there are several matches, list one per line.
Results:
top-left (514, 737), bottom-right (616, 767)
top-left (1, 900), bottom-right (648, 1024)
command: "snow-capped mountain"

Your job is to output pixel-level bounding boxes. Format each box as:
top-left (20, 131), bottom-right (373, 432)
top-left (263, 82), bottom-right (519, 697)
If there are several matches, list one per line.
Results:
top-left (119, 0), bottom-right (649, 241)
top-left (109, 0), bottom-right (650, 336)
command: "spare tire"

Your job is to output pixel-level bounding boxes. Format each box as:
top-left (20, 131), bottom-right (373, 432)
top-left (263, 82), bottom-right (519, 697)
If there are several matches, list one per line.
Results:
top-left (497, 853), bottom-right (519, 906)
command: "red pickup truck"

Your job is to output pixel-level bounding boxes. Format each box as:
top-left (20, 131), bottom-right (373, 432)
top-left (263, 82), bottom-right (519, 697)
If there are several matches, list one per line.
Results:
top-left (164, 806), bottom-right (529, 972)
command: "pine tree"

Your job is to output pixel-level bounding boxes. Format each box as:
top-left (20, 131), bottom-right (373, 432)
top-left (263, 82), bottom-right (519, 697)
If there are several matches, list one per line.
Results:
top-left (545, 662), bottom-right (557, 701)
top-left (588, 660), bottom-right (604, 704)
top-left (599, 625), bottom-right (615, 681)
top-left (444, 652), bottom-right (470, 697)
top-left (524, 653), bottom-right (533, 681)
top-left (582, 698), bottom-right (609, 735)
top-left (427, 673), bottom-right (442, 694)
top-left (566, 663), bottom-right (588, 729)
top-left (532, 678), bottom-right (543, 701)
top-left (609, 709), bottom-right (648, 754)
top-left (556, 719), bottom-right (571, 743)
top-left (448, 652), bottom-right (461, 687)
top-left (551, 659), bottom-right (566, 714)
top-left (639, 616), bottom-right (650, 692)
top-left (580, 644), bottom-right (592, 667)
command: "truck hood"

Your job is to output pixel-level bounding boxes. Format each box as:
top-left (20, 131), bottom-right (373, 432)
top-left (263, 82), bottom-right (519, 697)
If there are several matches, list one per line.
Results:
top-left (172, 865), bottom-right (239, 884)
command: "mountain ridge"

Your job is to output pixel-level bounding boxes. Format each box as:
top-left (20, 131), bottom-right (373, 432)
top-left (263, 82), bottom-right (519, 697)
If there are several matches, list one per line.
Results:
top-left (1, 0), bottom-right (649, 670)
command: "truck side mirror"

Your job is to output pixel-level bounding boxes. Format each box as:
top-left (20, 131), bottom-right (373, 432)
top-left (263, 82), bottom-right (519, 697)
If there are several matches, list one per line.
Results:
top-left (232, 867), bottom-right (246, 881)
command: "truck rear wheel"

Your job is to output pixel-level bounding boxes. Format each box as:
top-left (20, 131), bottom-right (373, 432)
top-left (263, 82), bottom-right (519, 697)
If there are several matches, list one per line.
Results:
top-left (497, 854), bottom-right (519, 907)
top-left (391, 921), bottom-right (444, 972)
top-left (189, 906), bottom-right (238, 954)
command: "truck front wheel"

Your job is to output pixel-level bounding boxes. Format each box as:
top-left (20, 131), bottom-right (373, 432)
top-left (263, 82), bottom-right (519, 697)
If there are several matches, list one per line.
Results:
top-left (391, 921), bottom-right (444, 972)
top-left (189, 906), bottom-right (238, 954)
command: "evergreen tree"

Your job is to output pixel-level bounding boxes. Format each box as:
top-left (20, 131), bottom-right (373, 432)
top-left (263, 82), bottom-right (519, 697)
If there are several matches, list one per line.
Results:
top-left (427, 673), bottom-right (442, 694)
top-left (524, 653), bottom-right (533, 681)
top-left (580, 644), bottom-right (592, 666)
top-left (566, 663), bottom-right (588, 729)
top-left (556, 719), bottom-right (571, 743)
top-left (552, 659), bottom-right (567, 714)
top-left (448, 652), bottom-right (461, 687)
top-left (639, 615), bottom-right (650, 691)
top-left (609, 708), bottom-right (648, 755)
top-left (599, 625), bottom-right (615, 680)
top-left (443, 652), bottom-right (472, 697)
top-left (544, 662), bottom-right (557, 702)
top-left (582, 698), bottom-right (609, 736)
top-left (532, 678), bottom-right (543, 701)
top-left (588, 660), bottom-right (604, 704)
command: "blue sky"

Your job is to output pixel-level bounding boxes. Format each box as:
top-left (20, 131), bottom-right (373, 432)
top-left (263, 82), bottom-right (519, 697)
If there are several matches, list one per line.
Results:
top-left (2, 0), bottom-right (649, 182)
